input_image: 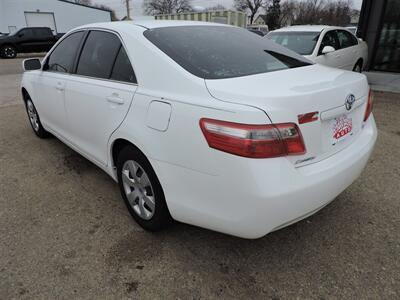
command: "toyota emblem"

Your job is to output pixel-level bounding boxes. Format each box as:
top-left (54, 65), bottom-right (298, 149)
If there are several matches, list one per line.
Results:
top-left (345, 94), bottom-right (356, 111)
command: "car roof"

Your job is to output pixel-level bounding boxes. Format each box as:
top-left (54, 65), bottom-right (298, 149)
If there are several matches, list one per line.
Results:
top-left (271, 25), bottom-right (340, 33)
top-left (75, 20), bottom-right (228, 31)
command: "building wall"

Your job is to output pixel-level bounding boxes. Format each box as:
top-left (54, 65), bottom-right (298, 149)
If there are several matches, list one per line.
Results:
top-left (0, 0), bottom-right (111, 34)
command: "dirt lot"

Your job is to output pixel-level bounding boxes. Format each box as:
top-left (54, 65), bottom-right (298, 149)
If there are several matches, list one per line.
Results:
top-left (0, 57), bottom-right (399, 299)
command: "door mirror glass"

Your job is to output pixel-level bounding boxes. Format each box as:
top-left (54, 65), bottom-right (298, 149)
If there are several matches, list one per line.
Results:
top-left (322, 46), bottom-right (335, 54)
top-left (23, 58), bottom-right (41, 71)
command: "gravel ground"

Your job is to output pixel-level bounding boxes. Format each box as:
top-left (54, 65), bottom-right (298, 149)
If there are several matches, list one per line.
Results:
top-left (0, 58), bottom-right (399, 299)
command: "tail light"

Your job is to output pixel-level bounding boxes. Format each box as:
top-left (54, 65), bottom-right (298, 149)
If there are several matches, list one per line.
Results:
top-left (364, 89), bottom-right (373, 122)
top-left (199, 118), bottom-right (306, 158)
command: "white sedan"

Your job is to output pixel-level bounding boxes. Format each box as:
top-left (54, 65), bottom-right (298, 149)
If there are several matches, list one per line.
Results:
top-left (21, 21), bottom-right (377, 239)
top-left (267, 25), bottom-right (368, 72)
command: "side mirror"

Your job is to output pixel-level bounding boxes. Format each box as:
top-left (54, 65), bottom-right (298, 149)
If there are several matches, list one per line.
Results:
top-left (23, 58), bottom-right (41, 71)
top-left (322, 46), bottom-right (335, 54)
top-left (18, 33), bottom-right (24, 37)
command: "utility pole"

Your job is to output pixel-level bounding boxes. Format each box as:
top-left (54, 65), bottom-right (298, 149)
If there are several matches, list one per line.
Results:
top-left (125, 0), bottom-right (131, 20)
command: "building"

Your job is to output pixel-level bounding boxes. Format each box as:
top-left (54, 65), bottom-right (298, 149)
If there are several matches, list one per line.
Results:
top-left (155, 10), bottom-right (247, 28)
top-left (0, 0), bottom-right (112, 35)
top-left (253, 15), bottom-right (267, 26)
top-left (358, 0), bottom-right (399, 73)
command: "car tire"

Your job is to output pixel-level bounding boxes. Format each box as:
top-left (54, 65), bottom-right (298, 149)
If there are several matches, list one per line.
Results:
top-left (24, 96), bottom-right (50, 138)
top-left (117, 145), bottom-right (173, 231)
top-left (0, 45), bottom-right (17, 59)
top-left (353, 60), bottom-right (363, 73)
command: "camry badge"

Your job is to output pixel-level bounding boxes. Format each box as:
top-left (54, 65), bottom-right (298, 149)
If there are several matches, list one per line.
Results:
top-left (345, 94), bottom-right (356, 111)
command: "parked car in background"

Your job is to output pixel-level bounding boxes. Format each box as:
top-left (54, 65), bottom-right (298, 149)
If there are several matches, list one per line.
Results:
top-left (266, 25), bottom-right (368, 72)
top-left (346, 26), bottom-right (358, 35)
top-left (0, 27), bottom-right (64, 59)
top-left (247, 25), bottom-right (269, 35)
top-left (21, 21), bottom-right (376, 239)
top-left (248, 29), bottom-right (265, 36)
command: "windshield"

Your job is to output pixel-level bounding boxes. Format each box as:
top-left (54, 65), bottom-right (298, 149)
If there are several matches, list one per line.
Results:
top-left (144, 26), bottom-right (312, 79)
top-left (266, 31), bottom-right (320, 55)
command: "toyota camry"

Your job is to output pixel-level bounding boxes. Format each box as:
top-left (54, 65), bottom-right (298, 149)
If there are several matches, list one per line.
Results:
top-left (21, 21), bottom-right (377, 238)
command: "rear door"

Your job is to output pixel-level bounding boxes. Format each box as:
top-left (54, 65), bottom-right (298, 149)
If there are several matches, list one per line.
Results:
top-left (314, 30), bottom-right (342, 68)
top-left (64, 30), bottom-right (137, 166)
top-left (32, 28), bottom-right (54, 52)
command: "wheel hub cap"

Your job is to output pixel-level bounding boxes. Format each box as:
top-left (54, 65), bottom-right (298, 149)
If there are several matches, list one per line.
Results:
top-left (121, 160), bottom-right (155, 220)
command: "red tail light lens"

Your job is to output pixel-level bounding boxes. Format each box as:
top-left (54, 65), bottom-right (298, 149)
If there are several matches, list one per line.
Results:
top-left (364, 89), bottom-right (374, 122)
top-left (200, 118), bottom-right (306, 158)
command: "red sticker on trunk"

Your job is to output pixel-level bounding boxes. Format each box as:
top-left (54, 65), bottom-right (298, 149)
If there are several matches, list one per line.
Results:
top-left (332, 115), bottom-right (353, 141)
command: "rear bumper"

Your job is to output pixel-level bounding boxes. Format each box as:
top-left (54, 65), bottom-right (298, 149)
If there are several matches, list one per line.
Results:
top-left (151, 116), bottom-right (377, 239)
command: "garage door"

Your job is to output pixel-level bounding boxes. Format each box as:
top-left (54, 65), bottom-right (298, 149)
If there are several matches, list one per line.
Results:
top-left (25, 12), bottom-right (57, 33)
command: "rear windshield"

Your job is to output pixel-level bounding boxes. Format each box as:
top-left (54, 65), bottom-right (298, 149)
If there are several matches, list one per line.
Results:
top-left (267, 31), bottom-right (320, 55)
top-left (144, 26), bottom-right (312, 79)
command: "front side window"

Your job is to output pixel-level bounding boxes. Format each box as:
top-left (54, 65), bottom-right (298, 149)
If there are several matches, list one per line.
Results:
top-left (45, 31), bottom-right (85, 73)
top-left (266, 31), bottom-right (320, 55)
top-left (144, 26), bottom-right (311, 79)
top-left (76, 31), bottom-right (121, 79)
top-left (319, 30), bottom-right (340, 54)
top-left (336, 30), bottom-right (358, 49)
top-left (19, 28), bottom-right (34, 38)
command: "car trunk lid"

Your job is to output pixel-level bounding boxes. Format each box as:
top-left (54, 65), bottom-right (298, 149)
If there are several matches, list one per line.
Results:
top-left (205, 65), bottom-right (369, 166)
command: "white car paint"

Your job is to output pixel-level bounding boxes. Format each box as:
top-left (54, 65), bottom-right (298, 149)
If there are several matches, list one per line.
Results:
top-left (267, 25), bottom-right (368, 71)
top-left (21, 21), bottom-right (377, 239)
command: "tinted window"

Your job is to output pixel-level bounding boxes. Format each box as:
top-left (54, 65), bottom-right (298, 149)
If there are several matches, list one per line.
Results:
top-left (337, 30), bottom-right (358, 48)
top-left (77, 31), bottom-right (121, 79)
top-left (144, 26), bottom-right (312, 79)
top-left (46, 31), bottom-right (85, 73)
top-left (110, 47), bottom-right (137, 83)
top-left (19, 28), bottom-right (34, 38)
top-left (267, 31), bottom-right (320, 55)
top-left (34, 28), bottom-right (52, 37)
top-left (319, 30), bottom-right (339, 53)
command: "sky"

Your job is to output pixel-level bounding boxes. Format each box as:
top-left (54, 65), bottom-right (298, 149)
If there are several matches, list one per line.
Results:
top-left (93, 0), bottom-right (364, 19)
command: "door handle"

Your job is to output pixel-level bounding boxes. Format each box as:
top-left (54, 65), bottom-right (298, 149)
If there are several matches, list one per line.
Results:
top-left (106, 95), bottom-right (124, 105)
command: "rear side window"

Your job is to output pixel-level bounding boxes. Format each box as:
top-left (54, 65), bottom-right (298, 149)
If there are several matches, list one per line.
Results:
top-left (144, 26), bottom-right (311, 79)
top-left (34, 28), bottom-right (52, 37)
top-left (45, 31), bottom-right (85, 73)
top-left (110, 47), bottom-right (137, 83)
top-left (336, 30), bottom-right (358, 49)
top-left (76, 31), bottom-right (121, 79)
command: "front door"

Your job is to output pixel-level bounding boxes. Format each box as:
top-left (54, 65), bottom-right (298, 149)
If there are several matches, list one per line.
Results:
top-left (34, 31), bottom-right (86, 137)
top-left (314, 30), bottom-right (342, 68)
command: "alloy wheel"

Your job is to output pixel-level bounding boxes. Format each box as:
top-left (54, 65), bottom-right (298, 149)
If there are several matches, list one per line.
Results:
top-left (26, 99), bottom-right (40, 132)
top-left (3, 46), bottom-right (16, 58)
top-left (121, 160), bottom-right (155, 220)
